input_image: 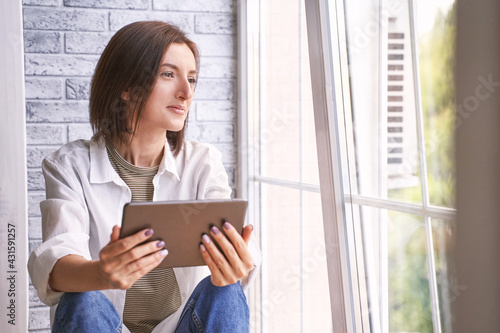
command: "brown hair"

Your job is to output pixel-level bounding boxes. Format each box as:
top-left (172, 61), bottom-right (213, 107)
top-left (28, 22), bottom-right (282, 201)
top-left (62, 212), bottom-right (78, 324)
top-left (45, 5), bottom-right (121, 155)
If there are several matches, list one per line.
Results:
top-left (89, 21), bottom-right (200, 156)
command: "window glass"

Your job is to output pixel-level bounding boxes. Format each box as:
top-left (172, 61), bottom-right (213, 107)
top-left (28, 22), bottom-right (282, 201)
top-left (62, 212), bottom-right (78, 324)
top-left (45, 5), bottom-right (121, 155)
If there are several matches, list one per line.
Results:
top-left (387, 211), bottom-right (432, 333)
top-left (248, 1), bottom-right (330, 332)
top-left (339, 0), bottom-right (456, 332)
top-left (302, 191), bottom-right (332, 332)
top-left (357, 205), bottom-right (435, 333)
top-left (345, 0), bottom-right (424, 204)
top-left (344, 0), bottom-right (456, 208)
top-left (418, 3), bottom-right (456, 208)
top-left (431, 218), bottom-right (456, 333)
top-left (257, 184), bottom-right (331, 332)
top-left (260, 184), bottom-right (302, 331)
top-left (260, 0), bottom-right (301, 182)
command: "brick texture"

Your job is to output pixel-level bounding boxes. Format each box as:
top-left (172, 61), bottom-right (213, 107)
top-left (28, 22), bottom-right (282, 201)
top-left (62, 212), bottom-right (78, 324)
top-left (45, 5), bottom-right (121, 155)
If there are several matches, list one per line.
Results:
top-left (26, 101), bottom-right (90, 122)
top-left (195, 14), bottom-right (235, 34)
top-left (25, 54), bottom-right (100, 76)
top-left (26, 146), bottom-right (58, 168)
top-left (64, 0), bottom-right (149, 10)
top-left (23, 0), bottom-right (58, 6)
top-left (109, 11), bottom-right (194, 32)
top-left (25, 78), bottom-right (63, 99)
top-left (24, 8), bottom-right (107, 31)
top-left (28, 307), bottom-right (50, 330)
top-left (195, 79), bottom-right (235, 100)
top-left (68, 124), bottom-right (93, 142)
top-left (65, 32), bottom-right (113, 54)
top-left (23, 1), bottom-right (238, 331)
top-left (24, 31), bottom-right (62, 53)
top-left (195, 101), bottom-right (236, 121)
top-left (186, 122), bottom-right (234, 143)
top-left (26, 124), bottom-right (66, 144)
top-left (66, 78), bottom-right (91, 100)
top-left (28, 193), bottom-right (45, 217)
top-left (198, 57), bottom-right (237, 78)
top-left (153, 0), bottom-right (234, 13)
top-left (27, 169), bottom-right (45, 191)
top-left (191, 34), bottom-right (236, 57)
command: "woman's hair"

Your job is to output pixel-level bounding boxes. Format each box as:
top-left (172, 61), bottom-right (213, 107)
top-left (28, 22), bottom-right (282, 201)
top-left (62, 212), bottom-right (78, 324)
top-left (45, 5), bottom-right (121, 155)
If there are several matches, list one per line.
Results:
top-left (89, 21), bottom-right (199, 156)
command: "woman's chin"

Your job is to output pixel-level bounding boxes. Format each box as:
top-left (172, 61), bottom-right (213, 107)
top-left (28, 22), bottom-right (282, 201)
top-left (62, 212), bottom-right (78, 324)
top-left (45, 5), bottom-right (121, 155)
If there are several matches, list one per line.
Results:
top-left (166, 124), bottom-right (185, 133)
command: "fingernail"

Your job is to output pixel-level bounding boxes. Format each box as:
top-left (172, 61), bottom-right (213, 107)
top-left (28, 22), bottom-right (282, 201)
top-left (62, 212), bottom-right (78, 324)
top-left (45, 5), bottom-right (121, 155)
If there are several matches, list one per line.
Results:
top-left (145, 229), bottom-right (154, 237)
top-left (160, 249), bottom-right (168, 257)
top-left (156, 241), bottom-right (165, 248)
top-left (200, 244), bottom-right (206, 252)
top-left (248, 224), bottom-right (254, 231)
top-left (202, 234), bottom-right (211, 244)
top-left (211, 226), bottom-right (219, 235)
top-left (223, 222), bottom-right (231, 230)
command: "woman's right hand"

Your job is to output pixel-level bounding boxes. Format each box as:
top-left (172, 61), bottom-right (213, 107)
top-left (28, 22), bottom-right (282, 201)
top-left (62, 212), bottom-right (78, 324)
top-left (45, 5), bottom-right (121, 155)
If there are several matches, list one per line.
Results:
top-left (98, 225), bottom-right (168, 290)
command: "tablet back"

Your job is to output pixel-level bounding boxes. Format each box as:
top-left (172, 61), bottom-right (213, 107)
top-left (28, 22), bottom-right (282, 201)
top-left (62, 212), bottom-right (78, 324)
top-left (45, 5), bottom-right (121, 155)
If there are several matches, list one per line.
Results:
top-left (120, 199), bottom-right (248, 268)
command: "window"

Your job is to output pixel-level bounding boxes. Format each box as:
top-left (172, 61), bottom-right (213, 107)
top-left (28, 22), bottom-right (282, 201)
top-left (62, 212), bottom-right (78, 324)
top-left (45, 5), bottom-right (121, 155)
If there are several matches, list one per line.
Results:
top-left (240, 0), bottom-right (456, 332)
top-left (239, 0), bottom-right (332, 332)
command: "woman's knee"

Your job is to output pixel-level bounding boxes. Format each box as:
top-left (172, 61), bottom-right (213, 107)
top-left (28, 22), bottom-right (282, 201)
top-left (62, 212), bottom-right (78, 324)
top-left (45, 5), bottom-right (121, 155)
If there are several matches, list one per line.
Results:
top-left (194, 276), bottom-right (249, 318)
top-left (196, 276), bottom-right (247, 303)
top-left (176, 277), bottom-right (249, 333)
top-left (53, 291), bottom-right (121, 333)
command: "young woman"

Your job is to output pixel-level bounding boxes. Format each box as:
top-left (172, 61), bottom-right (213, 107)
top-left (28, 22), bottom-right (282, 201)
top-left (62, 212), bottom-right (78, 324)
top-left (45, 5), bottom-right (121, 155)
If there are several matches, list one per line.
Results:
top-left (28, 21), bottom-right (260, 333)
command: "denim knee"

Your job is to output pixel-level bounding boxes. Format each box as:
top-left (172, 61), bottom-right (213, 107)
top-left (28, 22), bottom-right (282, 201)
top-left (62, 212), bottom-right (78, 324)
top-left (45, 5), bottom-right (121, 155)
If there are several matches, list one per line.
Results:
top-left (195, 276), bottom-right (248, 308)
top-left (53, 291), bottom-right (121, 333)
top-left (176, 276), bottom-right (249, 332)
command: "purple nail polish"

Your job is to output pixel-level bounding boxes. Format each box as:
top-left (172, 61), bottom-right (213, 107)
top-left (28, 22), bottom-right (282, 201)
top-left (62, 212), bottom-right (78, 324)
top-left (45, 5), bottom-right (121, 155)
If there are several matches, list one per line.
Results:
top-left (200, 244), bottom-right (206, 252)
top-left (160, 249), bottom-right (168, 257)
top-left (223, 222), bottom-right (231, 230)
top-left (202, 234), bottom-right (211, 244)
top-left (157, 241), bottom-right (165, 248)
top-left (211, 226), bottom-right (219, 235)
top-left (145, 229), bottom-right (154, 237)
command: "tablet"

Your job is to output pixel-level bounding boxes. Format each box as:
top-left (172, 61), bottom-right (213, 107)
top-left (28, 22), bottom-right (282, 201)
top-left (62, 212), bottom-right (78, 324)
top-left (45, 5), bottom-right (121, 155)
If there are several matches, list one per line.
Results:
top-left (119, 199), bottom-right (248, 268)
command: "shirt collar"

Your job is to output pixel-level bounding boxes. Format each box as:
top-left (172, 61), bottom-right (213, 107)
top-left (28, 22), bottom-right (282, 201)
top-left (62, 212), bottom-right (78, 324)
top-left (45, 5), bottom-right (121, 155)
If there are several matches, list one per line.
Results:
top-left (158, 140), bottom-right (181, 181)
top-left (89, 138), bottom-right (180, 184)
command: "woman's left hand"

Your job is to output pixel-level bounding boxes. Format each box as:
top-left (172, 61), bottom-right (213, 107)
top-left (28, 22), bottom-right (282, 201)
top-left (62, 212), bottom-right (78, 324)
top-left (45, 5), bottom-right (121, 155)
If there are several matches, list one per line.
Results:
top-left (200, 222), bottom-right (254, 286)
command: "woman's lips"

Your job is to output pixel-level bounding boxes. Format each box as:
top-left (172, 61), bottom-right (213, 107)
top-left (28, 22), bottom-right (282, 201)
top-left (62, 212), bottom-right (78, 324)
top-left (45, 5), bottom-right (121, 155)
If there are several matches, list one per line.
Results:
top-left (167, 105), bottom-right (185, 115)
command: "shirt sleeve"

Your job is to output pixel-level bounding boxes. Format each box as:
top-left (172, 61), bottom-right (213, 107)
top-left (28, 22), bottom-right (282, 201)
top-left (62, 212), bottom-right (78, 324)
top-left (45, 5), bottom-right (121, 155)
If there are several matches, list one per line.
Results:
top-left (196, 143), bottom-right (233, 200)
top-left (27, 157), bottom-right (92, 306)
top-left (197, 144), bottom-right (262, 290)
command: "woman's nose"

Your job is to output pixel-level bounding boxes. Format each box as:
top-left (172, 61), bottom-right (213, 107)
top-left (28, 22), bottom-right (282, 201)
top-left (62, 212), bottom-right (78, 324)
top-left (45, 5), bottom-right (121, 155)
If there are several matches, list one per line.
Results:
top-left (176, 78), bottom-right (193, 100)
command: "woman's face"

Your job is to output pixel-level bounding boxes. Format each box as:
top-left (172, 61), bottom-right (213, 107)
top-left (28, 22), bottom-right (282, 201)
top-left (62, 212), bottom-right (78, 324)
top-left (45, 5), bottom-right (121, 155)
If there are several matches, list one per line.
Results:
top-left (137, 43), bottom-right (197, 136)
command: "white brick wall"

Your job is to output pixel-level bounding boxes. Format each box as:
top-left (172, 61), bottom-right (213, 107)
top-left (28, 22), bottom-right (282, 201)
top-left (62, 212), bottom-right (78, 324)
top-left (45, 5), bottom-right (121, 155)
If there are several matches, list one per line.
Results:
top-left (23, 0), bottom-right (237, 330)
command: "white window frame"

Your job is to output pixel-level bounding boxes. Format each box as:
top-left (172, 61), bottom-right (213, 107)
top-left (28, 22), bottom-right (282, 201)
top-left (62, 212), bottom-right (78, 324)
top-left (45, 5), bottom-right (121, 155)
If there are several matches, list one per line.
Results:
top-left (304, 0), bottom-right (367, 331)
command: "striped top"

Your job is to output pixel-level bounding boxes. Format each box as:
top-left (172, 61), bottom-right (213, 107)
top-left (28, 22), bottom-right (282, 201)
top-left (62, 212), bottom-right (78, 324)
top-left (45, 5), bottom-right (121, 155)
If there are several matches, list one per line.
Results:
top-left (107, 146), bottom-right (182, 333)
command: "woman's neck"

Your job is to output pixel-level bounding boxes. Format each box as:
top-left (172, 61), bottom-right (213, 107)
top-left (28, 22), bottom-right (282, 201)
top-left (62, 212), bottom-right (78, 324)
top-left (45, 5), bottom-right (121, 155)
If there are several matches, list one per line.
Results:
top-left (113, 133), bottom-right (166, 168)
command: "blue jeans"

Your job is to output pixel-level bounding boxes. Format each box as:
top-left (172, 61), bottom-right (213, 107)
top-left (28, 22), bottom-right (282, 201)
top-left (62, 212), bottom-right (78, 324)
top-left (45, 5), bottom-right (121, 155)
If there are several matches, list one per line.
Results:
top-left (52, 276), bottom-right (249, 333)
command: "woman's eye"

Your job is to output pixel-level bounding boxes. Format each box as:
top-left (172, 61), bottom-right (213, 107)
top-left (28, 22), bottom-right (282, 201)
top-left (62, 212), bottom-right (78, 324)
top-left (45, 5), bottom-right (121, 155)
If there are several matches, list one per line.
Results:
top-left (188, 77), bottom-right (197, 85)
top-left (161, 72), bottom-right (174, 78)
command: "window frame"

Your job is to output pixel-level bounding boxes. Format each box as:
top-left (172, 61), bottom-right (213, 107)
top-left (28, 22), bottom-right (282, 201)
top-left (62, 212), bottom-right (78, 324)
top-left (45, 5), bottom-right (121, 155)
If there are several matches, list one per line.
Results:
top-left (304, 0), bottom-right (368, 331)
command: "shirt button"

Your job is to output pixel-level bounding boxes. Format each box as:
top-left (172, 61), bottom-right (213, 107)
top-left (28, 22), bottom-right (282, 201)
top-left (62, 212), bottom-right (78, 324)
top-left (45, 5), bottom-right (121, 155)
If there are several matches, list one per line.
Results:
top-left (182, 292), bottom-right (187, 298)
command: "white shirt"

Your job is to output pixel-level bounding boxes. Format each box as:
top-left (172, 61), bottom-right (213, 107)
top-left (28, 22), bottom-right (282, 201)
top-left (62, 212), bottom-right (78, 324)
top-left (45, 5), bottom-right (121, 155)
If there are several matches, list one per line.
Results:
top-left (27, 138), bottom-right (261, 333)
